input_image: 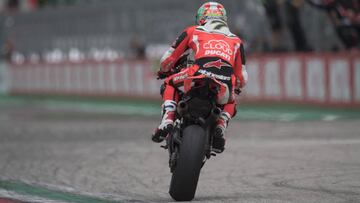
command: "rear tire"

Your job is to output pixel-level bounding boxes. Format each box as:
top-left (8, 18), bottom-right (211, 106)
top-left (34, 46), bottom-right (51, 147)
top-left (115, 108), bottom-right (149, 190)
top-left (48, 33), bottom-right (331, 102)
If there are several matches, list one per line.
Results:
top-left (169, 125), bottom-right (206, 201)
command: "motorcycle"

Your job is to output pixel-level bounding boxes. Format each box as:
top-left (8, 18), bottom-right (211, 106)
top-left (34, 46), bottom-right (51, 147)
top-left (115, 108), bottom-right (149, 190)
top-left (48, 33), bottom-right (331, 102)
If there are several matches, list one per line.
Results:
top-left (156, 53), bottom-right (240, 201)
top-left (159, 75), bottom-right (224, 201)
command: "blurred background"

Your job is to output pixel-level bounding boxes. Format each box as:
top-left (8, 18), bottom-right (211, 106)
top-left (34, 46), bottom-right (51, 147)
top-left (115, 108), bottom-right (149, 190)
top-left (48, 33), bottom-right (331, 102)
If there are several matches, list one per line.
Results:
top-left (0, 0), bottom-right (360, 63)
top-left (0, 1), bottom-right (360, 203)
top-left (0, 0), bottom-right (359, 107)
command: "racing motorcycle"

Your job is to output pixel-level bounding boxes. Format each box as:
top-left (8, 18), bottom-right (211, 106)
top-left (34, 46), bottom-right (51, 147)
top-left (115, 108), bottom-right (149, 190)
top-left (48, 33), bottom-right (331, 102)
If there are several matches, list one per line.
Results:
top-left (158, 56), bottom-right (227, 201)
top-left (161, 77), bottom-right (222, 201)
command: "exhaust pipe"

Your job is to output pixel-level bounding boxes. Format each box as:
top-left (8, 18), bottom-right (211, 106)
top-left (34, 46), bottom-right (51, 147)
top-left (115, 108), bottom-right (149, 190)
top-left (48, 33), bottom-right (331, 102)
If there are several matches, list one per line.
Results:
top-left (210, 107), bottom-right (221, 120)
top-left (177, 101), bottom-right (188, 116)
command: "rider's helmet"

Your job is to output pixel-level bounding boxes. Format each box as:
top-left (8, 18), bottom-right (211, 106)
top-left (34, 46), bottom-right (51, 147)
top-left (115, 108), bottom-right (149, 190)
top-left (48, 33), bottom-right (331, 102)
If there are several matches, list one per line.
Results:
top-left (195, 2), bottom-right (227, 25)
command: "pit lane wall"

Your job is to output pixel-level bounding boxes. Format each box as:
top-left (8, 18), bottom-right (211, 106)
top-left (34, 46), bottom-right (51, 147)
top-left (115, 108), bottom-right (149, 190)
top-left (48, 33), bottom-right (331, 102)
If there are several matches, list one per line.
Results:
top-left (6, 53), bottom-right (360, 106)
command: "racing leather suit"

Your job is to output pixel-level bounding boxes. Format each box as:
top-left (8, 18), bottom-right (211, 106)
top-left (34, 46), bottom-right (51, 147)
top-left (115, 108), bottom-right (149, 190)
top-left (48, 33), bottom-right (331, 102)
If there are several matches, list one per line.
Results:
top-left (159, 20), bottom-right (248, 120)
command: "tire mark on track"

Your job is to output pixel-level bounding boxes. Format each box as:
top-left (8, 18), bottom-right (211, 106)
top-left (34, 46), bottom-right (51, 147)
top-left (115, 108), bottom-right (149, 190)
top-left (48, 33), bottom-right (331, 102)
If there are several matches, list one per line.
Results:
top-left (273, 179), bottom-right (360, 198)
top-left (226, 168), bottom-right (259, 189)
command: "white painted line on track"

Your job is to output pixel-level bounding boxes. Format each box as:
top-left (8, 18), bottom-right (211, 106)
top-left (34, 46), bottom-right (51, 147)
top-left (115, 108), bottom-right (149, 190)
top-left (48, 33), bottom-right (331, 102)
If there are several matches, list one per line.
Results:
top-left (278, 113), bottom-right (299, 122)
top-left (322, 115), bottom-right (339, 121)
top-left (44, 102), bottom-right (159, 116)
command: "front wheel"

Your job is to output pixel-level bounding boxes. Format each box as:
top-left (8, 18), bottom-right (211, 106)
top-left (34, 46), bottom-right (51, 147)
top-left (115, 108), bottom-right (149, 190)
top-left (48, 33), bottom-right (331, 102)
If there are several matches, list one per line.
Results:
top-left (169, 125), bottom-right (206, 201)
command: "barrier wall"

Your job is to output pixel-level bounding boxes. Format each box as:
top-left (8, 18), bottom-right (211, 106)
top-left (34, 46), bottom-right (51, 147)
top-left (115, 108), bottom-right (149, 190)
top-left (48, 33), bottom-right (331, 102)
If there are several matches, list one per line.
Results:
top-left (10, 60), bottom-right (161, 99)
top-left (8, 53), bottom-right (360, 106)
top-left (245, 54), bottom-right (360, 106)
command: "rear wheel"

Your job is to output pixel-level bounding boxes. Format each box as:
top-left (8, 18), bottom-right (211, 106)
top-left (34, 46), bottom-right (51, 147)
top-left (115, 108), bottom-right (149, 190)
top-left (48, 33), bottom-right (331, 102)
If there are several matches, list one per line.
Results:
top-left (169, 125), bottom-right (206, 201)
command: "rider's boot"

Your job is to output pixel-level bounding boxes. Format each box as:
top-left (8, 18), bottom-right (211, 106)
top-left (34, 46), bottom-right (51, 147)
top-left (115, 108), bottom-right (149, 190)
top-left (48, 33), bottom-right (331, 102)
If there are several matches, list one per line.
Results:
top-left (213, 112), bottom-right (230, 153)
top-left (152, 100), bottom-right (177, 143)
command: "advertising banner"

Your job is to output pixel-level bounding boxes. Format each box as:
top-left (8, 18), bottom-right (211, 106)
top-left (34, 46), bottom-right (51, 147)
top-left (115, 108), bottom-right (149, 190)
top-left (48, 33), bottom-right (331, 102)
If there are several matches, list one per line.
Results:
top-left (0, 62), bottom-right (8, 94)
top-left (354, 58), bottom-right (360, 103)
top-left (284, 58), bottom-right (303, 100)
top-left (329, 59), bottom-right (351, 103)
top-left (306, 58), bottom-right (326, 102)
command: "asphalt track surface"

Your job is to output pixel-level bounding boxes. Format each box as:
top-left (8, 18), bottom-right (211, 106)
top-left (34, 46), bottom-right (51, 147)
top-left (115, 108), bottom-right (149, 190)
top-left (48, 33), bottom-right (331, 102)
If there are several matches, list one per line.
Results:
top-left (0, 103), bottom-right (360, 203)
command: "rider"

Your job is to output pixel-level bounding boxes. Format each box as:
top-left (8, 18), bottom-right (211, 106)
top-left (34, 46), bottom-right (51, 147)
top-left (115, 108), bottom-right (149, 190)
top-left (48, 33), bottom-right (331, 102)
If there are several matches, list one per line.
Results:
top-left (152, 2), bottom-right (248, 153)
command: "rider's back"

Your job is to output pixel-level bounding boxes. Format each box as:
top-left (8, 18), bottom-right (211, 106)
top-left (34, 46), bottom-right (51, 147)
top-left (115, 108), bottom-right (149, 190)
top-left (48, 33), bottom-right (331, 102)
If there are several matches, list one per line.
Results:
top-left (186, 20), bottom-right (243, 68)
